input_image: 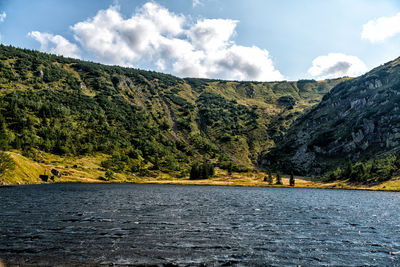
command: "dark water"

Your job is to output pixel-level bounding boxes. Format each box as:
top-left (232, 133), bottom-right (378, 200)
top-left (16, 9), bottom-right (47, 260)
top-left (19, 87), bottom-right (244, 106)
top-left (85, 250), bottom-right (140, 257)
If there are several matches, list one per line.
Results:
top-left (1, 184), bottom-right (400, 266)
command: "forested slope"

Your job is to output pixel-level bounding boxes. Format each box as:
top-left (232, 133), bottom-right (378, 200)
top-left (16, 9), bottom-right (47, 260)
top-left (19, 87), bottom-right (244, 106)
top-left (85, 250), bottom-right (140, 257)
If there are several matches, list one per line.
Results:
top-left (0, 45), bottom-right (342, 181)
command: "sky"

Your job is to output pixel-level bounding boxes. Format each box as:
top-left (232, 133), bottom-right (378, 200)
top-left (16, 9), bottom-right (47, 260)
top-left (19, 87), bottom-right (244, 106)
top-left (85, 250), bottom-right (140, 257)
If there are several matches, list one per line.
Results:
top-left (1, 0), bottom-right (400, 81)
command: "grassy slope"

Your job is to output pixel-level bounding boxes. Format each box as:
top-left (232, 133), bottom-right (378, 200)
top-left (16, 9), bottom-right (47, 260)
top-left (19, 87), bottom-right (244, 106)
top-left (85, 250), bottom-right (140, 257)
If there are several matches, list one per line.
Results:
top-left (4, 152), bottom-right (45, 184)
top-left (0, 45), bottom-right (345, 170)
top-left (3, 151), bottom-right (400, 191)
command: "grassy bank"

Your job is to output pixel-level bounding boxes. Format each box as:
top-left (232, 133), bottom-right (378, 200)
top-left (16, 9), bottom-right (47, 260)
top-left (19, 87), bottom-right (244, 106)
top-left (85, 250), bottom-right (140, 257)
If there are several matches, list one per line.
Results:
top-left (1, 151), bottom-right (400, 191)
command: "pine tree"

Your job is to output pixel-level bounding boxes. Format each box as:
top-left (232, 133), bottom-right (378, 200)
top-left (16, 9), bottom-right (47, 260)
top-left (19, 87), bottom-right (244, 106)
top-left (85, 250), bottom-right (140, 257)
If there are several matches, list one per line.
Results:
top-left (370, 160), bottom-right (378, 174)
top-left (190, 162), bottom-right (200, 179)
top-left (0, 116), bottom-right (10, 150)
top-left (190, 162), bottom-right (214, 180)
top-left (344, 159), bottom-right (353, 179)
top-left (394, 153), bottom-right (400, 170)
top-left (267, 169), bottom-right (273, 184)
top-left (227, 161), bottom-right (233, 175)
top-left (289, 172), bottom-right (295, 186)
top-left (276, 171), bottom-right (282, 185)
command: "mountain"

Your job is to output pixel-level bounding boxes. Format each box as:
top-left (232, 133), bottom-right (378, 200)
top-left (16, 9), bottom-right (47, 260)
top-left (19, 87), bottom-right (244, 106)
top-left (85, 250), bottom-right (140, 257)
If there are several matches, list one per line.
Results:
top-left (0, 45), bottom-right (343, 181)
top-left (263, 56), bottom-right (400, 176)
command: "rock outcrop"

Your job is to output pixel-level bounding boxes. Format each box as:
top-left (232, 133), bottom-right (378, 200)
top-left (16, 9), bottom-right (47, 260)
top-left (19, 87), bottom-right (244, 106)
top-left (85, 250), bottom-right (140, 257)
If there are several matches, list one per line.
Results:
top-left (263, 56), bottom-right (400, 175)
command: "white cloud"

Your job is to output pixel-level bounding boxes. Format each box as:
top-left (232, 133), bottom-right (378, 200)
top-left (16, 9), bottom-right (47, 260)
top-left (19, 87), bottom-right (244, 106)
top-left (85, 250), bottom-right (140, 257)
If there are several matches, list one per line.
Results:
top-left (28, 31), bottom-right (81, 59)
top-left (362, 12), bottom-right (400, 43)
top-left (308, 53), bottom-right (367, 79)
top-left (188, 19), bottom-right (237, 51)
top-left (193, 0), bottom-right (202, 8)
top-left (70, 3), bottom-right (283, 81)
top-left (217, 45), bottom-right (283, 81)
top-left (0, 12), bottom-right (6, 23)
top-left (71, 3), bottom-right (185, 66)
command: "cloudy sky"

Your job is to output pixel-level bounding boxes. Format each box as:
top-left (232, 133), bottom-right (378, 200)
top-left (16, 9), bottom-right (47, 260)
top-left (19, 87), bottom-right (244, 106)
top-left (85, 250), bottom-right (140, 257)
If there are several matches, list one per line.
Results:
top-left (1, 0), bottom-right (400, 81)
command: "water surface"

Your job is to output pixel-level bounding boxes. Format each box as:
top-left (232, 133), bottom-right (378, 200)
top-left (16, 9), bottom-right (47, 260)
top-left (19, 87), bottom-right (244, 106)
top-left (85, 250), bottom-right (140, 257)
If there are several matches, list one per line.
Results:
top-left (1, 184), bottom-right (400, 266)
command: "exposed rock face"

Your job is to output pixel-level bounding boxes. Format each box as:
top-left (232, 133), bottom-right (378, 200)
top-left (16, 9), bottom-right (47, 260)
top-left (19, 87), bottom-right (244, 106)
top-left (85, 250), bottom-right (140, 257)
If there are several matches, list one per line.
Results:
top-left (263, 56), bottom-right (400, 175)
top-left (291, 144), bottom-right (315, 173)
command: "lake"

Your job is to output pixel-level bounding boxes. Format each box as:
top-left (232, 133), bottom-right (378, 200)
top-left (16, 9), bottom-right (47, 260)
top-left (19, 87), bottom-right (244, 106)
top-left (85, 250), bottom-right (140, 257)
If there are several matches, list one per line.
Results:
top-left (0, 184), bottom-right (399, 266)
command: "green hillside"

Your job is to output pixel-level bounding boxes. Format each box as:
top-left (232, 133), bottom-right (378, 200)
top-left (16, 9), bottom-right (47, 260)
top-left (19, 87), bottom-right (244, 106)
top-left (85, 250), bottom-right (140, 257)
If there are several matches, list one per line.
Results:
top-left (263, 56), bottom-right (400, 183)
top-left (0, 45), bottom-right (342, 184)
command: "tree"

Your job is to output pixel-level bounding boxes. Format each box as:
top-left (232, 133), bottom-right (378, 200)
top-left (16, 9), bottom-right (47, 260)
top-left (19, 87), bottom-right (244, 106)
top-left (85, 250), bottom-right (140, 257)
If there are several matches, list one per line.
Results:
top-left (0, 118), bottom-right (10, 150)
top-left (370, 160), bottom-right (379, 174)
top-left (190, 161), bottom-right (214, 180)
top-left (276, 171), bottom-right (282, 185)
top-left (227, 161), bottom-right (233, 175)
top-left (105, 170), bottom-right (114, 180)
top-left (350, 162), bottom-right (367, 183)
top-left (394, 153), bottom-right (400, 170)
top-left (264, 169), bottom-right (273, 184)
top-left (190, 162), bottom-right (200, 180)
top-left (289, 172), bottom-right (295, 186)
top-left (344, 159), bottom-right (353, 179)
top-left (0, 151), bottom-right (15, 179)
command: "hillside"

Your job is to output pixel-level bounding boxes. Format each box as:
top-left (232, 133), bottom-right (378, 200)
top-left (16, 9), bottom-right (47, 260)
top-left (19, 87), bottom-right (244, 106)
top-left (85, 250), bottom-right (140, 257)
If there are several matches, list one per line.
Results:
top-left (263, 56), bottom-right (400, 178)
top-left (0, 45), bottom-right (345, 183)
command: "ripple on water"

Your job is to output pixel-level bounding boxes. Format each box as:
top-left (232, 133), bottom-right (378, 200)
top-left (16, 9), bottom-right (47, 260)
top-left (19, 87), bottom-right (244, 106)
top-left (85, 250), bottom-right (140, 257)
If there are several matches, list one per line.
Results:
top-left (0, 184), bottom-right (400, 266)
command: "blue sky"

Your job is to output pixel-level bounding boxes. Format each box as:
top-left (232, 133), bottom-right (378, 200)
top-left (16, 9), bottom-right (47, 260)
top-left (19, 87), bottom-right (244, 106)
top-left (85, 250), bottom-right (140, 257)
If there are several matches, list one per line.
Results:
top-left (1, 0), bottom-right (400, 81)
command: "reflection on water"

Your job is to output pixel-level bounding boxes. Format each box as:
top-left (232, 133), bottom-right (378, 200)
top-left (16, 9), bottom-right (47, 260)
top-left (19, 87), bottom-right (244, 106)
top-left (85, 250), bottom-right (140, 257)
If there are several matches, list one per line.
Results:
top-left (0, 184), bottom-right (400, 266)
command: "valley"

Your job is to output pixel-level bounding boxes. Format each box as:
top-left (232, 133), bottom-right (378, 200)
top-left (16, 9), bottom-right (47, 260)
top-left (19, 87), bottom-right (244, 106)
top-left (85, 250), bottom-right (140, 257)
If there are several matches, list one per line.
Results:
top-left (1, 45), bottom-right (400, 190)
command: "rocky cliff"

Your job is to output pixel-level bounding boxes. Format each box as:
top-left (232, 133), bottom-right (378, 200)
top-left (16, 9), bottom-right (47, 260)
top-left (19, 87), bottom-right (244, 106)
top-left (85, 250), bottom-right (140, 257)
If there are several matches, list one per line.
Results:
top-left (263, 56), bottom-right (400, 175)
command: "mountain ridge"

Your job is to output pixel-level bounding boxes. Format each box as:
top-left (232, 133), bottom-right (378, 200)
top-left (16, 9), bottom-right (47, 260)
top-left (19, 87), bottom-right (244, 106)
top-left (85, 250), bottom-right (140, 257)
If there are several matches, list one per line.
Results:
top-left (263, 56), bottom-right (400, 177)
top-left (0, 44), bottom-right (345, 183)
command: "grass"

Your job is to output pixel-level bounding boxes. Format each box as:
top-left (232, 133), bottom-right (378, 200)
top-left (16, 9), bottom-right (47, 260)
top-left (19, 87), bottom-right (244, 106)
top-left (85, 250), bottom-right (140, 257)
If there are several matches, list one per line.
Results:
top-left (3, 152), bottom-right (45, 184)
top-left (2, 151), bottom-right (400, 191)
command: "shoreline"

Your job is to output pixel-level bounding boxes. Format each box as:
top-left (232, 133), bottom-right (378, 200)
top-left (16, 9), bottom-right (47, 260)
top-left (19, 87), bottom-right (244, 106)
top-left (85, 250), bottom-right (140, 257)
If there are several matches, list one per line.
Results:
top-left (2, 151), bottom-right (400, 192)
top-left (2, 178), bottom-right (399, 192)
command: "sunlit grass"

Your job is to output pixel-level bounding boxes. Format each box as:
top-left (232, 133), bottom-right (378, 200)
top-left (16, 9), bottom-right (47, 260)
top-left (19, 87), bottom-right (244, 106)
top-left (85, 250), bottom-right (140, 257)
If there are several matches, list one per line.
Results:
top-left (2, 151), bottom-right (400, 191)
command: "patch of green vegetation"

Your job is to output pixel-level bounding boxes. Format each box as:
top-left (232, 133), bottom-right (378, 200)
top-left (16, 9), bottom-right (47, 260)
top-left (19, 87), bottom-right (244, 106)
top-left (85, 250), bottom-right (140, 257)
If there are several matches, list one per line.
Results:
top-left (0, 45), bottom-right (343, 184)
top-left (189, 161), bottom-right (215, 180)
top-left (264, 56), bottom-right (400, 180)
top-left (322, 153), bottom-right (400, 184)
top-left (0, 151), bottom-right (46, 185)
top-left (0, 151), bottom-right (15, 181)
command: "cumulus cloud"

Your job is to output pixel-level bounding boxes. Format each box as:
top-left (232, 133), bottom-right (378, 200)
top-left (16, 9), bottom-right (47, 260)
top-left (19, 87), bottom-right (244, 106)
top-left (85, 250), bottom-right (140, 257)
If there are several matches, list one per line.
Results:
top-left (28, 31), bottom-right (81, 59)
top-left (70, 3), bottom-right (283, 81)
top-left (71, 4), bottom-right (184, 66)
top-left (362, 12), bottom-right (400, 43)
top-left (308, 53), bottom-right (367, 79)
top-left (217, 45), bottom-right (283, 81)
top-left (0, 12), bottom-right (6, 23)
top-left (188, 19), bottom-right (237, 51)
